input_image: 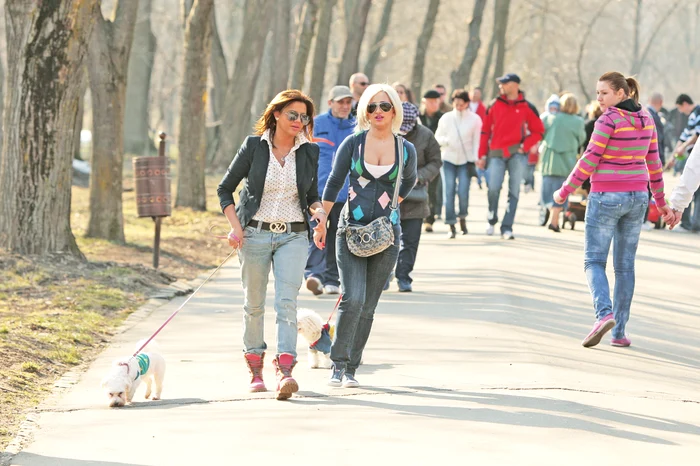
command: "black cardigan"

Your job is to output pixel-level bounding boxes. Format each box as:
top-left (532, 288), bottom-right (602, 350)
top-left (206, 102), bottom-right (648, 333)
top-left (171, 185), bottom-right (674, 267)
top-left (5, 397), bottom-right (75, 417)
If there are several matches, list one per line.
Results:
top-left (217, 135), bottom-right (320, 234)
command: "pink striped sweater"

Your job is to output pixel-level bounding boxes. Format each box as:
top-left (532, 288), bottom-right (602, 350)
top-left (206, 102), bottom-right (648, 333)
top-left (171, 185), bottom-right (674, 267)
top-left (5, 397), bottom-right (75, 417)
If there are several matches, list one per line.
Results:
top-left (558, 105), bottom-right (666, 207)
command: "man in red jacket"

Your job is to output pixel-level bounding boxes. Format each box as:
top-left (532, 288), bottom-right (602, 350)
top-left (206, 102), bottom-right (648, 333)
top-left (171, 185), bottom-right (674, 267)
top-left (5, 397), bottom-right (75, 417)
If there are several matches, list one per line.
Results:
top-left (477, 73), bottom-right (544, 240)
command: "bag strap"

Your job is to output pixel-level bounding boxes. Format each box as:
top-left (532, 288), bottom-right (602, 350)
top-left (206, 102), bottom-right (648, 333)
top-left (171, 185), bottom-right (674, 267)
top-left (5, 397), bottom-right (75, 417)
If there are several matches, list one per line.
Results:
top-left (391, 135), bottom-right (404, 211)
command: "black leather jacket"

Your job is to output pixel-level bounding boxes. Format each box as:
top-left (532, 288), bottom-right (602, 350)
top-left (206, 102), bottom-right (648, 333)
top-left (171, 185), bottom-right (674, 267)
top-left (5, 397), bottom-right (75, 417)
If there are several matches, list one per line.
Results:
top-left (217, 135), bottom-right (320, 235)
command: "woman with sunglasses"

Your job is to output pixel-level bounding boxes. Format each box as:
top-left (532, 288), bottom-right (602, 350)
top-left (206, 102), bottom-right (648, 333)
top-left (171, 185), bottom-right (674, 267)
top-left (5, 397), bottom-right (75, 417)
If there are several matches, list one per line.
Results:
top-left (217, 90), bottom-right (326, 400)
top-left (314, 84), bottom-right (417, 388)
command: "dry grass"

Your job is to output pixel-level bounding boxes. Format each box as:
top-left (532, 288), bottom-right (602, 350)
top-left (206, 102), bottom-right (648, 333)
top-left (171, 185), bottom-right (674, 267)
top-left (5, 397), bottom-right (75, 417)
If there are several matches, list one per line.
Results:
top-left (0, 170), bottom-right (231, 449)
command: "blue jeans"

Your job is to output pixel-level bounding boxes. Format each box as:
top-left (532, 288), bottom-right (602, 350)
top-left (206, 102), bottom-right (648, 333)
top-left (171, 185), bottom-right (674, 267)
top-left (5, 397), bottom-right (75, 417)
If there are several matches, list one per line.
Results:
top-left (584, 191), bottom-right (647, 339)
top-left (396, 218), bottom-right (422, 283)
top-left (239, 225), bottom-right (309, 359)
top-left (487, 154), bottom-right (526, 233)
top-left (442, 161), bottom-right (471, 225)
top-left (331, 233), bottom-right (399, 374)
top-left (305, 202), bottom-right (343, 287)
top-left (541, 175), bottom-right (568, 209)
top-left (680, 188), bottom-right (700, 231)
top-left (523, 164), bottom-right (536, 189)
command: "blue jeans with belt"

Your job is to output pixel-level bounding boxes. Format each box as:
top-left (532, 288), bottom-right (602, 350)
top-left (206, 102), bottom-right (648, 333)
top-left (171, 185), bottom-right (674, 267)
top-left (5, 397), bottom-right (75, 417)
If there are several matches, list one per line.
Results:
top-left (331, 233), bottom-right (399, 375)
top-left (239, 225), bottom-right (309, 359)
top-left (584, 191), bottom-right (647, 339)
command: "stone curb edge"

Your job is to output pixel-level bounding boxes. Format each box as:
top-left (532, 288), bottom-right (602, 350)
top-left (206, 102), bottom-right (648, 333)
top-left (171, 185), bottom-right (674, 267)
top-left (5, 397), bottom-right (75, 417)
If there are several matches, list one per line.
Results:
top-left (0, 270), bottom-right (212, 466)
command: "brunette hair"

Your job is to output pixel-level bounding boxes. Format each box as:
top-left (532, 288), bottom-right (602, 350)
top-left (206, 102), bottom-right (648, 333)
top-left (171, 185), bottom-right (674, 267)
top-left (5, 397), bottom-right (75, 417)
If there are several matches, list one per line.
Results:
top-left (254, 89), bottom-right (315, 142)
top-left (559, 93), bottom-right (580, 115)
top-left (598, 71), bottom-right (641, 105)
top-left (451, 88), bottom-right (471, 103)
top-left (392, 82), bottom-right (415, 104)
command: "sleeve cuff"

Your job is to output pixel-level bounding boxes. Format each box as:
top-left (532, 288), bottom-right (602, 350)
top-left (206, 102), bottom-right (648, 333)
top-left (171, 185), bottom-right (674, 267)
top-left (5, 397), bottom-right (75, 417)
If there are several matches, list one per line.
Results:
top-left (220, 200), bottom-right (234, 213)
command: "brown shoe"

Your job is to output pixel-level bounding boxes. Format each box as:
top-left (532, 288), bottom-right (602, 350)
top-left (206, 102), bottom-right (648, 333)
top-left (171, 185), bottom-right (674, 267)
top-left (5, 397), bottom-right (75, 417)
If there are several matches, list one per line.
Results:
top-left (459, 218), bottom-right (468, 235)
top-left (273, 354), bottom-right (298, 400)
top-left (244, 352), bottom-right (267, 392)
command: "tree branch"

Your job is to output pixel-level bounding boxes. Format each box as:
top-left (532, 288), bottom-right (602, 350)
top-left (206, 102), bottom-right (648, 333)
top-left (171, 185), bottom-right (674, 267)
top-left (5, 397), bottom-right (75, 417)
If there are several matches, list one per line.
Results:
top-left (576, 0), bottom-right (607, 103)
top-left (633, 0), bottom-right (683, 75)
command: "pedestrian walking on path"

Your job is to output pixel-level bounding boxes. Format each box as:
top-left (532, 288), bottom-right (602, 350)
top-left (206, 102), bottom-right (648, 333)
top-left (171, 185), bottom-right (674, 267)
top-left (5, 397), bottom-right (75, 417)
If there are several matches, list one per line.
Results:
top-left (304, 85), bottom-right (356, 296)
top-left (554, 72), bottom-right (673, 348)
top-left (395, 101), bottom-right (442, 291)
top-left (314, 83), bottom-right (417, 388)
top-left (478, 73), bottom-right (544, 240)
top-left (217, 90), bottom-right (326, 400)
top-left (435, 89), bottom-right (482, 237)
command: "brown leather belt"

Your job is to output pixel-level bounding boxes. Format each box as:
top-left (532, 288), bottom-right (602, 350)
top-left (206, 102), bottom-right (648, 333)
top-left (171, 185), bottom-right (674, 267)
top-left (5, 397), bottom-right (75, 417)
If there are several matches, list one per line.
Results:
top-left (248, 220), bottom-right (307, 234)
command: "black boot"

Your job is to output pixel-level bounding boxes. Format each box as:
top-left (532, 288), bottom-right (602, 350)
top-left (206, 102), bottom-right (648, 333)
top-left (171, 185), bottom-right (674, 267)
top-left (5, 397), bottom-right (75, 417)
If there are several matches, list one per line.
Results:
top-left (448, 224), bottom-right (456, 239)
top-left (459, 218), bottom-right (468, 235)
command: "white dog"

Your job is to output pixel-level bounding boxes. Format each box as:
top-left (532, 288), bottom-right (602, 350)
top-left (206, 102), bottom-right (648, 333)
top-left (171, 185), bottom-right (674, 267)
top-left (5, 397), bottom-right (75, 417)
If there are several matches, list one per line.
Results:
top-left (101, 341), bottom-right (166, 408)
top-left (297, 308), bottom-right (333, 369)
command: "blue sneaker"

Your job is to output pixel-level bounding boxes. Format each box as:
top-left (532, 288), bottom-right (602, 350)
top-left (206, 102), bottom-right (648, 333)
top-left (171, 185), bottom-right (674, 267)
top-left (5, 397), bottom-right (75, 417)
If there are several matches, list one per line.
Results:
top-left (397, 278), bottom-right (412, 292)
top-left (328, 366), bottom-right (344, 387)
top-left (342, 373), bottom-right (360, 388)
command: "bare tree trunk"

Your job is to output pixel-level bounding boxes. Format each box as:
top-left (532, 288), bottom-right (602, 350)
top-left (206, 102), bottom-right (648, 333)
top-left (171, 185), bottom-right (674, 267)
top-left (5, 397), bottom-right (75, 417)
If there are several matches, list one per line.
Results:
top-left (336, 0), bottom-right (371, 85)
top-left (491, 0), bottom-right (511, 98)
top-left (309, 0), bottom-right (336, 108)
top-left (364, 0), bottom-right (394, 82)
top-left (0, 50), bottom-right (4, 156)
top-left (267, 1), bottom-right (291, 100)
top-left (0, 0), bottom-right (97, 256)
top-left (86, 1), bottom-right (140, 243)
top-left (289, 0), bottom-right (319, 90)
top-left (630, 0), bottom-right (683, 75)
top-left (632, 0), bottom-right (642, 73)
top-left (576, 1), bottom-right (608, 103)
top-left (74, 70), bottom-right (88, 160)
top-left (450, 0), bottom-right (486, 91)
top-left (207, 2), bottom-right (228, 164)
top-left (479, 28), bottom-right (496, 93)
top-left (176, 0), bottom-right (213, 211)
top-left (212, 0), bottom-right (274, 171)
top-left (124, 0), bottom-right (157, 156)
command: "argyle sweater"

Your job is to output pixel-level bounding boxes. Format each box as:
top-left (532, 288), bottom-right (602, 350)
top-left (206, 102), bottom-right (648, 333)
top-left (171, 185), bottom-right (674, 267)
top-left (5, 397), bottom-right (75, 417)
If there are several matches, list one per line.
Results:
top-left (323, 131), bottom-right (417, 235)
top-left (558, 101), bottom-right (666, 207)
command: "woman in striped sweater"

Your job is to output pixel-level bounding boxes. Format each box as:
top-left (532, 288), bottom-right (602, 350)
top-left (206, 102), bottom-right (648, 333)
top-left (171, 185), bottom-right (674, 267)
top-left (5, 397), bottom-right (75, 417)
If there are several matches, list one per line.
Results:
top-left (554, 71), bottom-right (673, 348)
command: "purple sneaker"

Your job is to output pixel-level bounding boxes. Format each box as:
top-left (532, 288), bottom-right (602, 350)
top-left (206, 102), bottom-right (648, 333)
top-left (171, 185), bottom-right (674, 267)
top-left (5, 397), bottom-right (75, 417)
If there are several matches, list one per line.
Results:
top-left (611, 336), bottom-right (631, 347)
top-left (582, 314), bottom-right (616, 348)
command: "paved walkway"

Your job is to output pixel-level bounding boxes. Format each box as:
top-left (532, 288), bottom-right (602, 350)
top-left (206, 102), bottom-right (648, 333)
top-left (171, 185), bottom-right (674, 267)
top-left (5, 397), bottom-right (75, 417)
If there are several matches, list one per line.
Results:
top-left (7, 184), bottom-right (700, 465)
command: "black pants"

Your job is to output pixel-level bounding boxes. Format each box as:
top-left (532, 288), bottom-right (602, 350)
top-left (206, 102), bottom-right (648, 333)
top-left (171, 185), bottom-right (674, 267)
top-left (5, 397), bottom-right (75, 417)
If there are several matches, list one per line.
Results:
top-left (425, 174), bottom-right (443, 224)
top-left (396, 218), bottom-right (423, 283)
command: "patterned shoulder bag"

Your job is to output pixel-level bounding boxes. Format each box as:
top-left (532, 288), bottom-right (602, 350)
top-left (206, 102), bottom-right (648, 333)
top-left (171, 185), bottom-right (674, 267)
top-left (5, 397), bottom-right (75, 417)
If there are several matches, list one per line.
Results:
top-left (345, 136), bottom-right (404, 257)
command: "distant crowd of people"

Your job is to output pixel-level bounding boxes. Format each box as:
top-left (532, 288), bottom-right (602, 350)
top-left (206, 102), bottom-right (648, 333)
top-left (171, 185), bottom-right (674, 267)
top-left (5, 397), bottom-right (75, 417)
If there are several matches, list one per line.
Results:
top-left (216, 66), bottom-right (699, 400)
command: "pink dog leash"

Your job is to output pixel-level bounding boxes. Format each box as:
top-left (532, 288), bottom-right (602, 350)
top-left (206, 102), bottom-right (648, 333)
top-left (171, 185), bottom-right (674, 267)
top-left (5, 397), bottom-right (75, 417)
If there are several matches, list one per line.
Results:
top-left (327, 294), bottom-right (342, 325)
top-left (131, 244), bottom-right (238, 359)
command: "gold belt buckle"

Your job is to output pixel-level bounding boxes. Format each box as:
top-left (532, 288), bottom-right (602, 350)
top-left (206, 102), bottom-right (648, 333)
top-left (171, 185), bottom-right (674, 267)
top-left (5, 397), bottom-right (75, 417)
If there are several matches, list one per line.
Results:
top-left (269, 221), bottom-right (287, 233)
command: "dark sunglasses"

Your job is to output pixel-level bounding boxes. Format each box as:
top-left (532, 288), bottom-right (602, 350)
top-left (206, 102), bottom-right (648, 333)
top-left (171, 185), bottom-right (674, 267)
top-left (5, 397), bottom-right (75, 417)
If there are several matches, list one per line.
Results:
top-left (367, 101), bottom-right (393, 114)
top-left (284, 110), bottom-right (311, 126)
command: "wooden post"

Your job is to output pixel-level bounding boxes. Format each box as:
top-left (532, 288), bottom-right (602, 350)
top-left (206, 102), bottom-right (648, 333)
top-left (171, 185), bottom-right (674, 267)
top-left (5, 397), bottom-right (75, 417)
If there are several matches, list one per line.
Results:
top-left (153, 132), bottom-right (166, 269)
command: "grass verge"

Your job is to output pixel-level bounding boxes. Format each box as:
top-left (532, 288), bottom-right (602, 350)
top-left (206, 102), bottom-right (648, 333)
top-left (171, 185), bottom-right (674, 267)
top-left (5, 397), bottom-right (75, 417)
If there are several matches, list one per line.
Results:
top-left (0, 173), bottom-right (230, 450)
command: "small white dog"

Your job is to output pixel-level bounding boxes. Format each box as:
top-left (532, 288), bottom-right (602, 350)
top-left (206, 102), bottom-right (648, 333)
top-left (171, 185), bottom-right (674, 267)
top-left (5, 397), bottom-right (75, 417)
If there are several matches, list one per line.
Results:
top-left (297, 308), bottom-right (333, 369)
top-left (101, 341), bottom-right (166, 408)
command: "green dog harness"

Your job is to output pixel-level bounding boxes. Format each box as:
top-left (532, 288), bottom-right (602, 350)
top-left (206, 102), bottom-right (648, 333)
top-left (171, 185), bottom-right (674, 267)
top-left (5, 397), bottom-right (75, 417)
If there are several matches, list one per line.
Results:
top-left (134, 354), bottom-right (150, 380)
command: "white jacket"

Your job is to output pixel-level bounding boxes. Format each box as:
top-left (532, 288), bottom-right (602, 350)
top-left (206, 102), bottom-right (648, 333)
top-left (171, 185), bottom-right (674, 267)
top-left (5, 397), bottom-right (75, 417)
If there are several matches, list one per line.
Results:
top-left (434, 108), bottom-right (482, 165)
top-left (669, 142), bottom-right (700, 210)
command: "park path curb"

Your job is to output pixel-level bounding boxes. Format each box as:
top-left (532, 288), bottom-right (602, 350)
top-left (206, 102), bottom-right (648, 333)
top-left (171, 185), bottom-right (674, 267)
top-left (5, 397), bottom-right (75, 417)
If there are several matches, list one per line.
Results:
top-left (0, 271), bottom-right (210, 466)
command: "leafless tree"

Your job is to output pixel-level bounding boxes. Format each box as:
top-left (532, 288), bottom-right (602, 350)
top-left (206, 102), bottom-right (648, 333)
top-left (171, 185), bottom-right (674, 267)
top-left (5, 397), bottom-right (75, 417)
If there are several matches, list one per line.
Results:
top-left (289, 0), bottom-right (319, 91)
top-left (364, 0), bottom-right (394, 82)
top-left (491, 0), bottom-right (511, 97)
top-left (308, 0), bottom-right (337, 108)
top-left (0, 0), bottom-right (98, 256)
top-left (451, 0), bottom-right (487, 92)
top-left (267, 1), bottom-right (292, 101)
top-left (336, 0), bottom-right (371, 85)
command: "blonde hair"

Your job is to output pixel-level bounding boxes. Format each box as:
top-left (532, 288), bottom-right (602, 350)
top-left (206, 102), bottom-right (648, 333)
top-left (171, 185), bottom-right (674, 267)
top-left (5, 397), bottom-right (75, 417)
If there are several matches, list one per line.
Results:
top-left (355, 83), bottom-right (404, 134)
top-left (559, 93), bottom-right (580, 115)
top-left (587, 100), bottom-right (603, 120)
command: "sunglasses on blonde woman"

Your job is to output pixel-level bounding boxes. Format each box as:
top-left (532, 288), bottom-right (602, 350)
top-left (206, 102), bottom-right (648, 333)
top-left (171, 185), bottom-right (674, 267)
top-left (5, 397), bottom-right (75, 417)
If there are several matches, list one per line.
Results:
top-left (284, 110), bottom-right (311, 126)
top-left (367, 101), bottom-right (393, 114)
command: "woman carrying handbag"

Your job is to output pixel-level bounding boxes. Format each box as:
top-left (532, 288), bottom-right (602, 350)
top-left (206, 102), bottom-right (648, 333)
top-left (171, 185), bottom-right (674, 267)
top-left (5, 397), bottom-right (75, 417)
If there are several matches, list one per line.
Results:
top-left (434, 89), bottom-right (482, 238)
top-left (313, 84), bottom-right (417, 388)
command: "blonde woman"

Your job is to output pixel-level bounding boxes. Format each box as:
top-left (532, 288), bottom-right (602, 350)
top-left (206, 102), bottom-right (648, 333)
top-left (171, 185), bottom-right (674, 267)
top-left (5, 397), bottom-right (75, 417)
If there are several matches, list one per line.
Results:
top-left (217, 90), bottom-right (325, 400)
top-left (539, 93), bottom-right (586, 232)
top-left (314, 84), bottom-right (417, 387)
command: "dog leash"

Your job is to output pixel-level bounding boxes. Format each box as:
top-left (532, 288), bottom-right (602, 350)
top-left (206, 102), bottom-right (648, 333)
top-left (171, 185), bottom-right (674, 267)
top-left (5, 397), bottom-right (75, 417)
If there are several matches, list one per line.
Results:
top-left (131, 244), bottom-right (238, 359)
top-left (327, 294), bottom-right (342, 325)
